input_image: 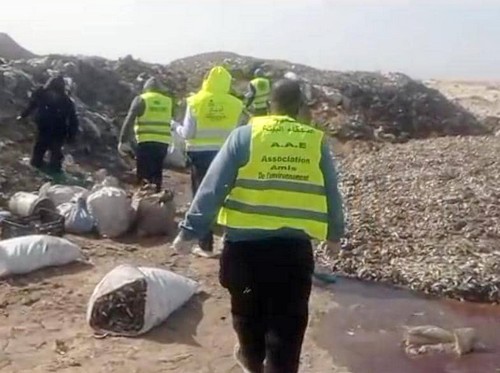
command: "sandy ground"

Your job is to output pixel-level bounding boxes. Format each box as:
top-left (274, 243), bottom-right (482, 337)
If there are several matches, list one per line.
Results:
top-left (424, 79), bottom-right (500, 118)
top-left (0, 172), bottom-right (349, 373)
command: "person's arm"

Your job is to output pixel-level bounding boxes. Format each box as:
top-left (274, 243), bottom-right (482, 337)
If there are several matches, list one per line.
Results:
top-left (179, 126), bottom-right (250, 240)
top-left (174, 105), bottom-right (197, 139)
top-left (320, 138), bottom-right (345, 241)
top-left (66, 98), bottom-right (79, 143)
top-left (236, 110), bottom-right (249, 127)
top-left (19, 88), bottom-right (42, 119)
top-left (244, 83), bottom-right (256, 108)
top-left (119, 96), bottom-right (144, 144)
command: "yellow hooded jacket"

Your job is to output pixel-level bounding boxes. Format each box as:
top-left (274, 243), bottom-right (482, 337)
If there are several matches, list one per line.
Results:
top-left (186, 66), bottom-right (243, 151)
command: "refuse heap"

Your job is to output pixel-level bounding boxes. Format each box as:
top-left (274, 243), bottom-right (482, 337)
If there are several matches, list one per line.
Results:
top-left (325, 136), bottom-right (500, 303)
top-left (0, 49), bottom-right (489, 155)
top-left (169, 52), bottom-right (489, 140)
top-left (0, 54), bottom-right (188, 171)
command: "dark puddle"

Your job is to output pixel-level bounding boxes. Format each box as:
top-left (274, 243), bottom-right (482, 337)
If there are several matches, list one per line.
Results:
top-left (315, 278), bottom-right (500, 373)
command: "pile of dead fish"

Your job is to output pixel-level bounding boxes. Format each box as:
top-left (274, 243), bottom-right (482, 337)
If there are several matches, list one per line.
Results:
top-left (88, 279), bottom-right (147, 334)
top-left (324, 136), bottom-right (500, 303)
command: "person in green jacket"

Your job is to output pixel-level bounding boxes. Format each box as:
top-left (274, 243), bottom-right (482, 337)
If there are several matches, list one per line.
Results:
top-left (118, 77), bottom-right (176, 192)
top-left (245, 68), bottom-right (271, 117)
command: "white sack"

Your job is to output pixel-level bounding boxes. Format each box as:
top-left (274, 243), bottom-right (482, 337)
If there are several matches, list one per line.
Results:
top-left (90, 176), bottom-right (121, 193)
top-left (86, 187), bottom-right (134, 238)
top-left (132, 190), bottom-right (176, 237)
top-left (86, 264), bottom-right (198, 336)
top-left (39, 183), bottom-right (89, 207)
top-left (165, 132), bottom-right (187, 169)
top-left (0, 235), bottom-right (83, 277)
top-left (57, 198), bottom-right (95, 234)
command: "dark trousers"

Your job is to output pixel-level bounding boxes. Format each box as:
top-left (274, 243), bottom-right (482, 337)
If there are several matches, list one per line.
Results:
top-left (220, 237), bottom-right (314, 373)
top-left (188, 151), bottom-right (218, 252)
top-left (136, 142), bottom-right (169, 192)
top-left (31, 134), bottom-right (64, 173)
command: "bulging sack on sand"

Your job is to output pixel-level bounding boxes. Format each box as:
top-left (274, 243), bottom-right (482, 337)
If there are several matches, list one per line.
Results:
top-left (86, 187), bottom-right (134, 238)
top-left (0, 235), bottom-right (83, 277)
top-left (86, 264), bottom-right (198, 336)
top-left (57, 197), bottom-right (95, 234)
top-left (39, 183), bottom-right (89, 207)
top-left (132, 189), bottom-right (176, 237)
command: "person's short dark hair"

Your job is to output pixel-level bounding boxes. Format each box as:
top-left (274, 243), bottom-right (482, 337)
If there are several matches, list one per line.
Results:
top-left (270, 79), bottom-right (302, 117)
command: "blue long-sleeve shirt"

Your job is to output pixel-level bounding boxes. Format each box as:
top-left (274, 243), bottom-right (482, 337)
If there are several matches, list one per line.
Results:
top-left (179, 124), bottom-right (345, 243)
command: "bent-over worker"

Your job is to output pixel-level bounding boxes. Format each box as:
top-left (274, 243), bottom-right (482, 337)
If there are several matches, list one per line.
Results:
top-left (173, 79), bottom-right (345, 373)
top-left (119, 77), bottom-right (175, 192)
top-left (173, 66), bottom-right (243, 257)
top-left (17, 75), bottom-right (79, 174)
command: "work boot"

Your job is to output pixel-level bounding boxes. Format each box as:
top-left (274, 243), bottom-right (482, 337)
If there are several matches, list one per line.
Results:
top-left (233, 344), bottom-right (253, 373)
top-left (192, 245), bottom-right (218, 258)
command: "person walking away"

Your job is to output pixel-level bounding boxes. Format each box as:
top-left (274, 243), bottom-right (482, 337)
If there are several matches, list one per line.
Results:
top-left (17, 75), bottom-right (79, 174)
top-left (283, 71), bottom-right (316, 123)
top-left (245, 68), bottom-right (271, 117)
top-left (118, 77), bottom-right (175, 192)
top-left (173, 66), bottom-right (243, 257)
top-left (172, 79), bottom-right (345, 373)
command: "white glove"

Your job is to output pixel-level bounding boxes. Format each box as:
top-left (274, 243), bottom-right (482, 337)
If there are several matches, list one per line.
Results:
top-left (170, 120), bottom-right (180, 131)
top-left (118, 142), bottom-right (132, 157)
top-left (172, 234), bottom-right (195, 255)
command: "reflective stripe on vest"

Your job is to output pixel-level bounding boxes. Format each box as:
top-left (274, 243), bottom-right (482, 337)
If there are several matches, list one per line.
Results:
top-left (217, 115), bottom-right (328, 240)
top-left (250, 78), bottom-right (271, 110)
top-left (134, 92), bottom-right (172, 144)
top-left (186, 91), bottom-right (243, 152)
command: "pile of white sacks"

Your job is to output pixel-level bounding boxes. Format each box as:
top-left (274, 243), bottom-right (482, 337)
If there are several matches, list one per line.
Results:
top-left (38, 175), bottom-right (176, 239)
top-left (0, 174), bottom-right (195, 337)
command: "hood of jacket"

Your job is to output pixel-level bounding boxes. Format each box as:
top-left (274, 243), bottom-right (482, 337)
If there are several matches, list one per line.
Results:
top-left (43, 75), bottom-right (66, 95)
top-left (142, 77), bottom-right (164, 93)
top-left (201, 66), bottom-right (232, 94)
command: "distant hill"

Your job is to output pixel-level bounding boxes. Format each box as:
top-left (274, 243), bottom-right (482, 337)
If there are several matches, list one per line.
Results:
top-left (0, 33), bottom-right (35, 60)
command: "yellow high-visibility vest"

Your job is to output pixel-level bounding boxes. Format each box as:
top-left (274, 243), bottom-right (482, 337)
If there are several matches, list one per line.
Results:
top-left (134, 92), bottom-right (172, 144)
top-left (186, 92), bottom-right (243, 152)
top-left (250, 77), bottom-right (271, 111)
top-left (217, 115), bottom-right (328, 240)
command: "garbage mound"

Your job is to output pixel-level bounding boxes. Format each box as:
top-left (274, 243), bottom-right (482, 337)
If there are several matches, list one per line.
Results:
top-left (326, 136), bottom-right (500, 303)
top-left (170, 52), bottom-right (488, 140)
top-left (0, 45), bottom-right (488, 159)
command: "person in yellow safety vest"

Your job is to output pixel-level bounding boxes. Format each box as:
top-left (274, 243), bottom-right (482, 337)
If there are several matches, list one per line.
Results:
top-left (172, 79), bottom-right (345, 373)
top-left (118, 77), bottom-right (177, 192)
top-left (172, 66), bottom-right (244, 257)
top-left (245, 68), bottom-right (271, 117)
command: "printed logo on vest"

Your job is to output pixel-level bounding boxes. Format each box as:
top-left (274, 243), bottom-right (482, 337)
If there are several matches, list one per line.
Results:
top-left (270, 142), bottom-right (307, 149)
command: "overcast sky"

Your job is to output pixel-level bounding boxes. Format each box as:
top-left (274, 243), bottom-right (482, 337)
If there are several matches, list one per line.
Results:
top-left (2, 0), bottom-right (500, 79)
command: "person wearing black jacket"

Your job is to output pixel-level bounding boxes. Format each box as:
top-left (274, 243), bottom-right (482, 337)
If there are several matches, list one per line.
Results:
top-left (17, 75), bottom-right (79, 174)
